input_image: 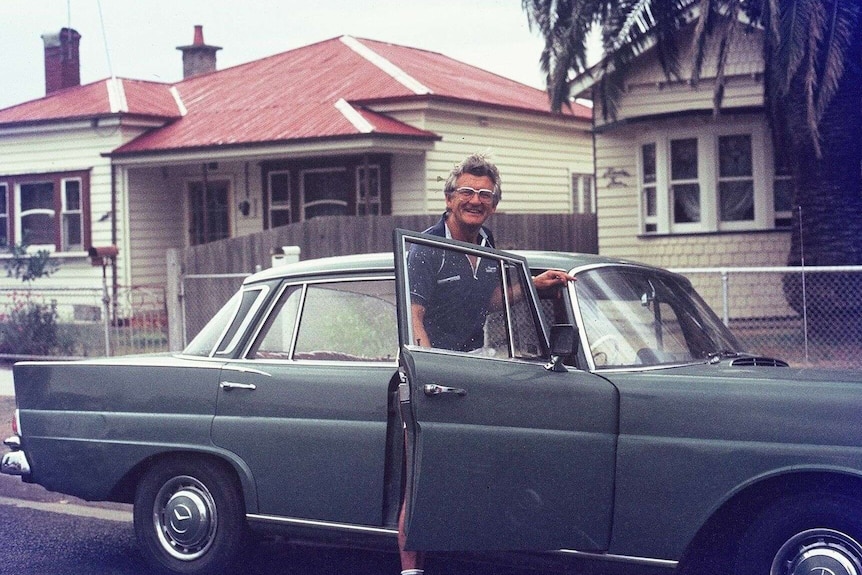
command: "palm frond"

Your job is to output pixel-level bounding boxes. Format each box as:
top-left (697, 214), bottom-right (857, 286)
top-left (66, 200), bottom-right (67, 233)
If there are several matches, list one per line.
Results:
top-left (815, 0), bottom-right (858, 122)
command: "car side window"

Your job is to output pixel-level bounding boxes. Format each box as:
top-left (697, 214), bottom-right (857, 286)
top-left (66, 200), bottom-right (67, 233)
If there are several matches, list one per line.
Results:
top-left (252, 286), bottom-right (303, 360)
top-left (252, 279), bottom-right (397, 362)
top-left (404, 237), bottom-right (545, 360)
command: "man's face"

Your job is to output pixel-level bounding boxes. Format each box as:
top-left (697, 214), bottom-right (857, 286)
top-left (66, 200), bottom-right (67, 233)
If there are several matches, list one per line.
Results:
top-left (445, 173), bottom-right (497, 232)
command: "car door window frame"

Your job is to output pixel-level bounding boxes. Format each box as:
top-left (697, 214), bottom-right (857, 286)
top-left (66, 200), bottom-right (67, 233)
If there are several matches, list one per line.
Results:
top-left (245, 274), bottom-right (398, 364)
top-left (394, 229), bottom-right (550, 362)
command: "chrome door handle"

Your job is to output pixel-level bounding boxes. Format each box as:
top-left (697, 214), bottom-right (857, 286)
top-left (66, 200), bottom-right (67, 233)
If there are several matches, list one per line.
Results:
top-left (220, 381), bottom-right (257, 391)
top-left (423, 384), bottom-right (467, 397)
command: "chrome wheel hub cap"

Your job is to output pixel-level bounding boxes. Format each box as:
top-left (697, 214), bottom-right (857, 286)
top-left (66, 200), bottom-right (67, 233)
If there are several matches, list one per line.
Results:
top-left (774, 529), bottom-right (862, 575)
top-left (154, 475), bottom-right (217, 561)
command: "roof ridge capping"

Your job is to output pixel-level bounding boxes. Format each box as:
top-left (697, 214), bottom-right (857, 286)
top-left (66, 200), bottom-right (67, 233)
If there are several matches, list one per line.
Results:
top-left (334, 98), bottom-right (374, 133)
top-left (105, 77), bottom-right (128, 113)
top-left (339, 35), bottom-right (432, 96)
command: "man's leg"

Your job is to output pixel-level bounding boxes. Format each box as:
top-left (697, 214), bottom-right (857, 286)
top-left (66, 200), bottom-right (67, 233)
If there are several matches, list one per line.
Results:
top-left (398, 472), bottom-right (424, 574)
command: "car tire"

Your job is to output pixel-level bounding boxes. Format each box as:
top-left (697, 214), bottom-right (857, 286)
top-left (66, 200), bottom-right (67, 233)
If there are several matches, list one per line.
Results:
top-left (732, 492), bottom-right (862, 575)
top-left (134, 456), bottom-right (249, 575)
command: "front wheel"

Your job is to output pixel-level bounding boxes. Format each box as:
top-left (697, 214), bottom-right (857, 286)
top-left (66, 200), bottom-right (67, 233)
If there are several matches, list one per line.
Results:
top-left (733, 493), bottom-right (862, 575)
top-left (134, 457), bottom-right (248, 575)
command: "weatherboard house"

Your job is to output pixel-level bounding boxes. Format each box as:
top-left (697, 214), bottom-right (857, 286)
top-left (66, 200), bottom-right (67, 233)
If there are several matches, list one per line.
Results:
top-left (0, 26), bottom-right (592, 317)
top-left (572, 19), bottom-right (795, 319)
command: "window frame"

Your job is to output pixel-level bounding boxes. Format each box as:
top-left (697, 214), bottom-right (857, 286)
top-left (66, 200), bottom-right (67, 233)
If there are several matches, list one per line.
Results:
top-left (571, 171), bottom-right (596, 214)
top-left (246, 275), bottom-right (398, 364)
top-left (260, 155), bottom-right (392, 228)
top-left (186, 177), bottom-right (232, 247)
top-left (637, 124), bottom-right (775, 235)
top-left (0, 182), bottom-right (8, 249)
top-left (356, 164), bottom-right (382, 216)
top-left (301, 167), bottom-right (350, 221)
top-left (61, 177), bottom-right (84, 251)
top-left (268, 170), bottom-right (292, 228)
top-left (0, 170), bottom-right (91, 253)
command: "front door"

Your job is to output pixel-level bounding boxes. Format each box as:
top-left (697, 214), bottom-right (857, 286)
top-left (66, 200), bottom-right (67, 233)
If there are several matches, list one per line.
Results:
top-left (394, 230), bottom-right (618, 552)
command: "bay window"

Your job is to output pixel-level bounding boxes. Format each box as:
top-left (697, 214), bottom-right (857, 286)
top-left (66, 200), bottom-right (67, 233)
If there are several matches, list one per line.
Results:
top-left (638, 126), bottom-right (780, 234)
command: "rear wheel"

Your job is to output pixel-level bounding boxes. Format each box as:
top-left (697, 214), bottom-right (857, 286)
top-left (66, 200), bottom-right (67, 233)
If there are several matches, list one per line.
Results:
top-left (134, 457), bottom-right (248, 575)
top-left (733, 493), bottom-right (862, 575)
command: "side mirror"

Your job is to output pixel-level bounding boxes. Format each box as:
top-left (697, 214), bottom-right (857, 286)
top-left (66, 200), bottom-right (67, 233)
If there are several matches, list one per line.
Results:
top-left (545, 324), bottom-right (578, 372)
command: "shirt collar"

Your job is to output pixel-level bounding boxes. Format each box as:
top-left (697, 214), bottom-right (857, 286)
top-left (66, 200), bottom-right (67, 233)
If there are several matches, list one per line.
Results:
top-left (443, 221), bottom-right (491, 247)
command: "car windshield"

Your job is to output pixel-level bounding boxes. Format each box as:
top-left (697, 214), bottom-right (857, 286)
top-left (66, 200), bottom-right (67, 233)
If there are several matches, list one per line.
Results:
top-left (574, 266), bottom-right (741, 369)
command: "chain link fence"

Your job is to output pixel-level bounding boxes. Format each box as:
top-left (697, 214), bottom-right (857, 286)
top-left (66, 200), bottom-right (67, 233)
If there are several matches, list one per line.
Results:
top-left (3, 266), bottom-right (860, 370)
top-left (0, 285), bottom-right (168, 360)
top-left (181, 273), bottom-right (250, 345)
top-left (674, 266), bottom-right (862, 369)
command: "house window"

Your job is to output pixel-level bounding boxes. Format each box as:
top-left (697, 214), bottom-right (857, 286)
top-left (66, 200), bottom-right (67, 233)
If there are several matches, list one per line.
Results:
top-left (0, 183), bottom-right (8, 248)
top-left (717, 134), bottom-right (754, 223)
top-left (638, 126), bottom-right (778, 234)
top-left (302, 168), bottom-right (349, 219)
top-left (188, 180), bottom-right (230, 246)
top-left (261, 156), bottom-right (391, 227)
top-left (357, 165), bottom-right (381, 215)
top-left (19, 181), bottom-right (55, 246)
top-left (62, 178), bottom-right (84, 251)
top-left (572, 172), bottom-right (596, 214)
top-left (670, 138), bottom-right (701, 226)
top-left (1, 171), bottom-right (90, 252)
top-left (641, 144), bottom-right (658, 233)
top-left (269, 170), bottom-right (291, 228)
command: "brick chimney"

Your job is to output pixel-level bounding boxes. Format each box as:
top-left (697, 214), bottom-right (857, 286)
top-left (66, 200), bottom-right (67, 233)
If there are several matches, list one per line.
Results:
top-left (41, 28), bottom-right (81, 95)
top-left (176, 25), bottom-right (221, 79)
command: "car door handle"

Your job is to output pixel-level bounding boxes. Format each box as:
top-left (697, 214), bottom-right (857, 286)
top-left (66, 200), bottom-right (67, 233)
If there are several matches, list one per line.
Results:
top-left (423, 384), bottom-right (467, 397)
top-left (220, 381), bottom-right (257, 391)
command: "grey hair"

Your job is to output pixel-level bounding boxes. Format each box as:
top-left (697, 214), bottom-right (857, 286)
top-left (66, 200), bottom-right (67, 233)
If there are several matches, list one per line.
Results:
top-left (443, 153), bottom-right (502, 206)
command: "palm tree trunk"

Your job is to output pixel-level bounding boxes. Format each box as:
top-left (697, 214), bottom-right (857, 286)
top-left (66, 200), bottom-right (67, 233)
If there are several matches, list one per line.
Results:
top-left (781, 27), bottom-right (862, 339)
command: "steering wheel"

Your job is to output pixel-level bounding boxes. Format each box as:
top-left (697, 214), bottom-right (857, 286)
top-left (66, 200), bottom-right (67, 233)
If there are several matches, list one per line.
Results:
top-left (589, 333), bottom-right (622, 366)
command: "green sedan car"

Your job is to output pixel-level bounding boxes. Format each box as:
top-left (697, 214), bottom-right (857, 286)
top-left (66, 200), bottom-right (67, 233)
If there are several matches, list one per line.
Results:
top-left (3, 230), bottom-right (862, 575)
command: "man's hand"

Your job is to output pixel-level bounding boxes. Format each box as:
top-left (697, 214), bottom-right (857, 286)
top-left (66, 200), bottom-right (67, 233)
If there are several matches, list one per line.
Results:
top-left (533, 270), bottom-right (576, 291)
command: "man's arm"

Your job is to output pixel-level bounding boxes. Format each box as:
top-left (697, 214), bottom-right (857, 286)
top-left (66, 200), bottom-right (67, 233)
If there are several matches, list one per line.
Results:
top-left (411, 303), bottom-right (432, 347)
top-left (489, 269), bottom-right (576, 310)
top-left (533, 269), bottom-right (576, 291)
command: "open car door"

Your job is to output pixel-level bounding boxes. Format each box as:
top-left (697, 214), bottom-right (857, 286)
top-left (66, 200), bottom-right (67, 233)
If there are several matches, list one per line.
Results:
top-left (394, 229), bottom-right (618, 552)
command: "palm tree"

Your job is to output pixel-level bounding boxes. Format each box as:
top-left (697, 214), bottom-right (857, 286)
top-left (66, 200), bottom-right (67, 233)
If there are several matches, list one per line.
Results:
top-left (524, 0), bottom-right (862, 336)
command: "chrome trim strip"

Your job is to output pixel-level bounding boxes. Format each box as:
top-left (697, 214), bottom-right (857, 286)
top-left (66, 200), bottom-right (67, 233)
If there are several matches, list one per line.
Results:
top-left (554, 548), bottom-right (678, 569)
top-left (246, 514), bottom-right (398, 537)
top-left (245, 514), bottom-right (677, 569)
top-left (220, 365), bottom-right (274, 377)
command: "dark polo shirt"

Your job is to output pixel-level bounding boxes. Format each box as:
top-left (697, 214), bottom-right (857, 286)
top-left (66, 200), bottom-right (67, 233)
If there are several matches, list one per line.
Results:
top-left (407, 215), bottom-right (498, 352)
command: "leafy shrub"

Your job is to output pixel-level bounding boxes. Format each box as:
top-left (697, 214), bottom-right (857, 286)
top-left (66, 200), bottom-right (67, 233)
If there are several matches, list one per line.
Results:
top-left (0, 244), bottom-right (68, 357)
top-left (0, 296), bottom-right (73, 356)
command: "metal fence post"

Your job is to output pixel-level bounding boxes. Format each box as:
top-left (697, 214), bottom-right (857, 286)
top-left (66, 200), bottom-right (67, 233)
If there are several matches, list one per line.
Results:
top-left (721, 270), bottom-right (730, 326)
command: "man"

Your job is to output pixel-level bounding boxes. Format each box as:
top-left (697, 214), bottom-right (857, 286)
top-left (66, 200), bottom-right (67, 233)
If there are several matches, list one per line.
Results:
top-left (399, 153), bottom-right (574, 575)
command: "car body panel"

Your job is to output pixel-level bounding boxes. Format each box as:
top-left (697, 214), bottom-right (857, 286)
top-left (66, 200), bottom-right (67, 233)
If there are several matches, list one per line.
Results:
top-left (212, 359), bottom-right (395, 524)
top-left (607, 365), bottom-right (862, 559)
top-left (12, 357), bottom-right (225, 501)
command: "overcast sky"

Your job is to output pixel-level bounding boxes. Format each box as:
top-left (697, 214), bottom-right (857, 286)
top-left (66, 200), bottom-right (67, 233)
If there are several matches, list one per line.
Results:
top-left (0, 0), bottom-right (578, 111)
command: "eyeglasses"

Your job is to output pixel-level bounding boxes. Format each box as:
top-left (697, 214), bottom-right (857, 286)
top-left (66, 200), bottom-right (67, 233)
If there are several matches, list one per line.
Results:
top-left (453, 187), bottom-right (497, 203)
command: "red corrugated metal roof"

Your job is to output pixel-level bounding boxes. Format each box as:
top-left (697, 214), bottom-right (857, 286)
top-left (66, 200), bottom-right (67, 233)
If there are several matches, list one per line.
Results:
top-left (0, 78), bottom-right (181, 124)
top-left (1, 36), bottom-right (587, 155)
